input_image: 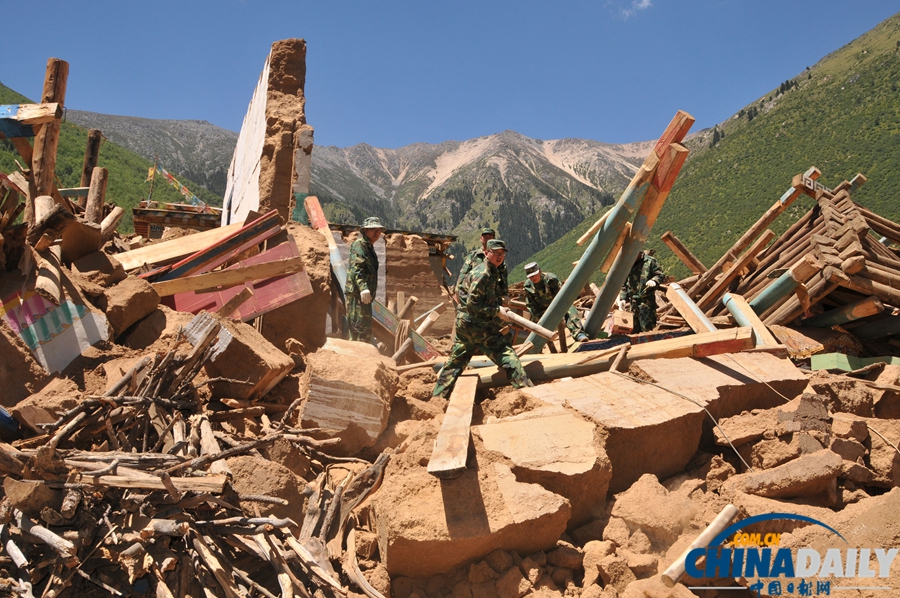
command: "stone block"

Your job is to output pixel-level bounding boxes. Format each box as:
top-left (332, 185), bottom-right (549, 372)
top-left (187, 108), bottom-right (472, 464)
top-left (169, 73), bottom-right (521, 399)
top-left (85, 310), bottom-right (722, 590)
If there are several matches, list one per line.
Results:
top-left (631, 352), bottom-right (808, 421)
top-left (72, 251), bottom-right (126, 287)
top-left (722, 449), bottom-right (843, 499)
top-left (101, 275), bottom-right (160, 337)
top-left (10, 377), bottom-right (81, 433)
top-left (830, 436), bottom-right (866, 463)
top-left (373, 445), bottom-right (571, 578)
top-left (611, 474), bottom-right (694, 546)
top-left (185, 311), bottom-right (294, 400)
top-left (301, 346), bottom-right (398, 455)
top-left (475, 406), bottom-right (611, 525)
top-left (523, 372), bottom-right (704, 493)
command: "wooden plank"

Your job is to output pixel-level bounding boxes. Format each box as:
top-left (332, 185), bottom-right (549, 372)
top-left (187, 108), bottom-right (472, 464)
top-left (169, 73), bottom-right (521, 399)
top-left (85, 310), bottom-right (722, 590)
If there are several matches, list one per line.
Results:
top-left (157, 210), bottom-right (282, 281)
top-left (116, 222), bottom-right (244, 270)
top-left (427, 374), bottom-right (479, 479)
top-left (305, 195), bottom-right (349, 289)
top-left (0, 103), bottom-right (61, 138)
top-left (152, 256), bottom-right (306, 297)
top-left (165, 237), bottom-right (312, 321)
top-left (661, 231), bottom-right (707, 274)
top-left (58, 187), bottom-right (89, 198)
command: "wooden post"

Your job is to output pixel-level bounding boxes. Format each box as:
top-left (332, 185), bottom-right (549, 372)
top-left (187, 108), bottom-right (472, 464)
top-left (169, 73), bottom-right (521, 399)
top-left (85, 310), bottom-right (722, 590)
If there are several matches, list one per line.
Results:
top-left (661, 231), bottom-right (707, 274)
top-left (79, 129), bottom-right (103, 205)
top-left (32, 58), bottom-right (69, 205)
top-left (397, 294), bottom-right (418, 321)
top-left (500, 307), bottom-right (557, 341)
top-left (84, 167), bottom-right (108, 224)
top-left (557, 322), bottom-right (568, 353)
top-left (722, 293), bottom-right (780, 348)
top-left (665, 283), bottom-right (716, 333)
top-left (100, 206), bottom-right (124, 242)
top-left (584, 138), bottom-right (692, 336)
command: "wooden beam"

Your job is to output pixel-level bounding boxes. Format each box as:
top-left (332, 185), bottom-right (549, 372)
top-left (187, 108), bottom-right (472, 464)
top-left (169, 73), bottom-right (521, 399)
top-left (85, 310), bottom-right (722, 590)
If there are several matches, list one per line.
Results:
top-left (84, 167), bottom-right (108, 224)
top-left (0, 103), bottom-right (62, 137)
top-left (427, 374), bottom-right (479, 479)
top-left (721, 293), bottom-right (780, 348)
top-left (665, 283), bottom-right (717, 333)
top-left (696, 229), bottom-right (776, 311)
top-left (32, 59), bottom-right (69, 205)
top-left (576, 209), bottom-right (611, 246)
top-left (151, 256), bottom-right (306, 297)
top-left (79, 129), bottom-right (103, 194)
top-left (475, 326), bottom-right (755, 387)
top-left (661, 231), bottom-right (707, 274)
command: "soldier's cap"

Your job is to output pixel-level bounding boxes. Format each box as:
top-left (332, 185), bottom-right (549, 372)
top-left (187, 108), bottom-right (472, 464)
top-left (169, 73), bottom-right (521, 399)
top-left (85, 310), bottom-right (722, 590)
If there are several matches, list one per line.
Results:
top-left (361, 216), bottom-right (385, 229)
top-left (486, 239), bottom-right (506, 252)
top-left (480, 227), bottom-right (496, 237)
top-left (524, 262), bottom-right (541, 277)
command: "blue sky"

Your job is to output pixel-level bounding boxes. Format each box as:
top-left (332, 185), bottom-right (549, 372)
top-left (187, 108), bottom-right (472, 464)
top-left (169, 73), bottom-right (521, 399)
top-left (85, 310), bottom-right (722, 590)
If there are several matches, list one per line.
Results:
top-left (3, 1), bottom-right (898, 148)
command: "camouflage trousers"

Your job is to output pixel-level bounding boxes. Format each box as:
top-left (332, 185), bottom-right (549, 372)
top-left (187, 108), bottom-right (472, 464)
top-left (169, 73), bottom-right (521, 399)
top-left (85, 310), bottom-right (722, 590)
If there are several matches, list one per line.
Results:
top-left (631, 299), bottom-right (658, 334)
top-left (432, 320), bottom-right (533, 398)
top-left (346, 291), bottom-right (373, 343)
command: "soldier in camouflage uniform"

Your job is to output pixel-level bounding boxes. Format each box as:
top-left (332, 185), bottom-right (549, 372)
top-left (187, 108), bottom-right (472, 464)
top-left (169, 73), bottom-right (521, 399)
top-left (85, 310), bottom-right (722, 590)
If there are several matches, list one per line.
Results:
top-left (345, 217), bottom-right (385, 343)
top-left (618, 250), bottom-right (665, 333)
top-left (433, 239), bottom-right (532, 398)
top-left (457, 227), bottom-right (509, 303)
top-left (523, 262), bottom-right (589, 342)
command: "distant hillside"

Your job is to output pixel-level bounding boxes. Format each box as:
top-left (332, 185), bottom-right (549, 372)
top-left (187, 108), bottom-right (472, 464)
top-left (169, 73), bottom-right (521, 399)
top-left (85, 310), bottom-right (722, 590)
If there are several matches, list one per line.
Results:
top-left (312, 132), bottom-right (652, 270)
top-left (517, 11), bottom-right (900, 283)
top-left (66, 110), bottom-right (238, 197)
top-left (0, 83), bottom-right (221, 233)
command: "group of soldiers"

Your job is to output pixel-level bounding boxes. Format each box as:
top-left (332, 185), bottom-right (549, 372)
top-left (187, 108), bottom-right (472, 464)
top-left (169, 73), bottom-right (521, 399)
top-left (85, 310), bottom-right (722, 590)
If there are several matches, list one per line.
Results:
top-left (343, 219), bottom-right (666, 399)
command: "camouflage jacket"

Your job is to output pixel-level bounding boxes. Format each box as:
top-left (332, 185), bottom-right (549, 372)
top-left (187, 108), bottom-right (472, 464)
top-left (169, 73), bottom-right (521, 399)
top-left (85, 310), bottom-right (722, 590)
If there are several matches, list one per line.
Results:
top-left (345, 235), bottom-right (378, 296)
top-left (524, 272), bottom-right (563, 319)
top-left (457, 248), bottom-right (508, 298)
top-left (457, 260), bottom-right (504, 331)
top-left (620, 254), bottom-right (664, 303)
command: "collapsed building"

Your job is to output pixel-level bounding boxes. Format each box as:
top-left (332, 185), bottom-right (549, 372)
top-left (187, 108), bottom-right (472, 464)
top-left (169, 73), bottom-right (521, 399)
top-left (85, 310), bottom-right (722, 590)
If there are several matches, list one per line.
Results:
top-left (0, 41), bottom-right (899, 598)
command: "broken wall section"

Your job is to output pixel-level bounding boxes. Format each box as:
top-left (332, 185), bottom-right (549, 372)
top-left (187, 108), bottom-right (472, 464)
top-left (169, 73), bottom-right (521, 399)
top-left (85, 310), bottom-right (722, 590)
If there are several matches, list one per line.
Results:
top-left (224, 38), bottom-right (314, 225)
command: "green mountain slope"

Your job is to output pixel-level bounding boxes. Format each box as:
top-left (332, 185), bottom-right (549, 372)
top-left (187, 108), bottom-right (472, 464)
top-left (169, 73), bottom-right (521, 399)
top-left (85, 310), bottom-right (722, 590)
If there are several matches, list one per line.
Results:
top-left (0, 83), bottom-right (222, 233)
top-left (518, 11), bottom-right (900, 284)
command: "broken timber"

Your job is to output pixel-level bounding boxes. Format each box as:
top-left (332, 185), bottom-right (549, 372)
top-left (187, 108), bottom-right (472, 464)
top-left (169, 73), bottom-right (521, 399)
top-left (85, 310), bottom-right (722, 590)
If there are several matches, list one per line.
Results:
top-left (476, 326), bottom-right (755, 387)
top-left (427, 374), bottom-right (479, 479)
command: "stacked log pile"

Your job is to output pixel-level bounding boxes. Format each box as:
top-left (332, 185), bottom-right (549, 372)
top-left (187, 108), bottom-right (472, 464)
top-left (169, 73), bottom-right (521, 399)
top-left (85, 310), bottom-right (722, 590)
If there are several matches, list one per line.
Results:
top-left (659, 167), bottom-right (900, 349)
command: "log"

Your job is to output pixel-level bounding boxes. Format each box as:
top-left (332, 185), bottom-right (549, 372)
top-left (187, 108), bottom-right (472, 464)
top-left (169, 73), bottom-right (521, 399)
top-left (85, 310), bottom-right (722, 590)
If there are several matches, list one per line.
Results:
top-left (661, 231), bottom-right (707, 274)
top-left (32, 59), bottom-right (69, 204)
top-left (721, 293), bottom-right (780, 348)
top-left (476, 327), bottom-right (755, 387)
top-left (190, 533), bottom-right (243, 598)
top-left (74, 472), bottom-right (227, 493)
top-left (500, 307), bottom-right (557, 341)
top-left (800, 296), bottom-right (884, 328)
top-left (79, 129), bottom-right (103, 194)
top-left (665, 283), bottom-right (716, 333)
top-left (397, 294), bottom-right (418, 320)
top-left (661, 504), bottom-right (738, 586)
top-left (217, 287), bottom-right (254, 318)
top-left (99, 206), bottom-right (124, 242)
top-left (15, 509), bottom-right (77, 558)
top-left (576, 208), bottom-right (611, 246)
top-left (35, 244), bottom-right (63, 305)
top-left (683, 168), bottom-right (819, 301)
top-left (84, 167), bottom-right (108, 224)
